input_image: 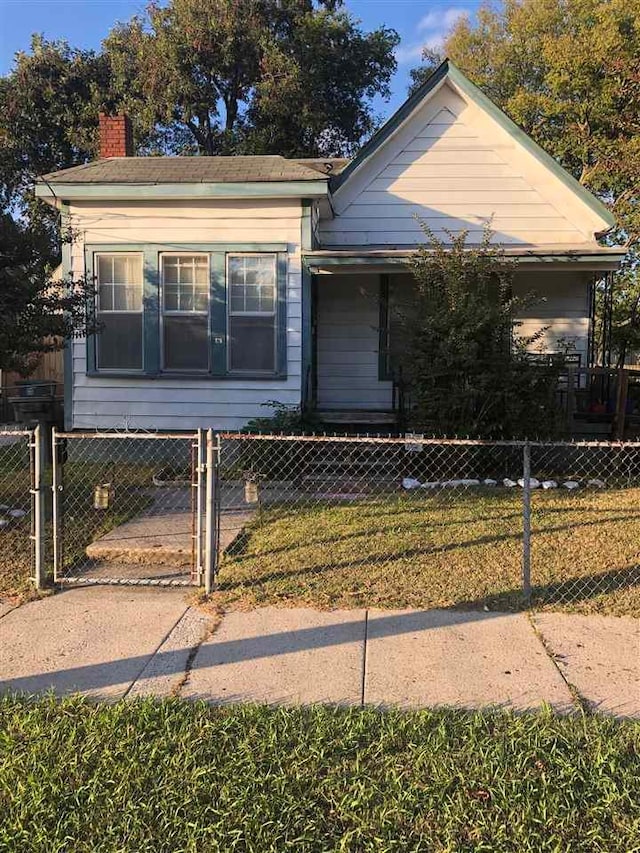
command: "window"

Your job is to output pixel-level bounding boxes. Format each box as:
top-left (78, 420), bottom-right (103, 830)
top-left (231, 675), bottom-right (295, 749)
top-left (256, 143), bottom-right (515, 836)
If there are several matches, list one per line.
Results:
top-left (96, 253), bottom-right (143, 371)
top-left (161, 255), bottom-right (210, 371)
top-left (88, 245), bottom-right (285, 378)
top-left (227, 254), bottom-right (277, 373)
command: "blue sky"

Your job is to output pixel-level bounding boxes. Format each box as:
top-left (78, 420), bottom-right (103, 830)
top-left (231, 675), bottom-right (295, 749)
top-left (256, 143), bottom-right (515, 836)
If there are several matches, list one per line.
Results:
top-left (0, 0), bottom-right (482, 117)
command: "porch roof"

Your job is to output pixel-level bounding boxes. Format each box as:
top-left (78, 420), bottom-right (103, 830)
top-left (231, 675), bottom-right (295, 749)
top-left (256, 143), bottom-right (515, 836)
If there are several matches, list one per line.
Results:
top-left (304, 245), bottom-right (626, 273)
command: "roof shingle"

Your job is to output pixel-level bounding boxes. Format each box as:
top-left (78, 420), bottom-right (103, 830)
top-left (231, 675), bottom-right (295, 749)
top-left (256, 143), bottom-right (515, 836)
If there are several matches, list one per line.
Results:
top-left (41, 155), bottom-right (339, 184)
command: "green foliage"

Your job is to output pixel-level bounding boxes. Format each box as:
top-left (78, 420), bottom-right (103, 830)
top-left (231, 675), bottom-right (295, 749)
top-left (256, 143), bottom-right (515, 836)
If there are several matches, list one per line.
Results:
top-left (104, 0), bottom-right (399, 157)
top-left (610, 271), bottom-right (640, 366)
top-left (398, 226), bottom-right (564, 439)
top-left (1, 695), bottom-right (639, 852)
top-left (242, 400), bottom-right (324, 435)
top-left (443, 0), bottom-right (639, 247)
top-left (0, 36), bottom-right (109, 211)
top-left (0, 37), bottom-right (116, 371)
top-left (0, 35), bottom-right (113, 297)
top-left (0, 5), bottom-right (397, 368)
top-left (238, 402), bottom-right (324, 481)
top-left (0, 214), bottom-right (96, 374)
top-left (407, 47), bottom-right (444, 96)
top-left (593, 268), bottom-right (640, 368)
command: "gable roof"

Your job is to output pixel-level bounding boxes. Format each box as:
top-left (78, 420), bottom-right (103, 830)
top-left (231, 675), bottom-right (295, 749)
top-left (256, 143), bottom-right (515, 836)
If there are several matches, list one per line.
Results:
top-left (41, 155), bottom-right (330, 185)
top-left (331, 59), bottom-right (615, 232)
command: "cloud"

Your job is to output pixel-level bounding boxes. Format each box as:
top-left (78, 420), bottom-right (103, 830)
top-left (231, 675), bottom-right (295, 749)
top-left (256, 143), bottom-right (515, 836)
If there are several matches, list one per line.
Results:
top-left (396, 6), bottom-right (470, 65)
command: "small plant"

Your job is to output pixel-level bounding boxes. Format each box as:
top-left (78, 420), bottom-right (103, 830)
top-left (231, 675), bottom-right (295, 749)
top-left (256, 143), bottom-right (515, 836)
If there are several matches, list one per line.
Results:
top-left (242, 401), bottom-right (324, 435)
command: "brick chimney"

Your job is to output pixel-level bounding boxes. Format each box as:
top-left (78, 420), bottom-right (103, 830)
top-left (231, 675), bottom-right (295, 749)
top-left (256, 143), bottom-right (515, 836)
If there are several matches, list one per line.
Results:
top-left (98, 113), bottom-right (134, 158)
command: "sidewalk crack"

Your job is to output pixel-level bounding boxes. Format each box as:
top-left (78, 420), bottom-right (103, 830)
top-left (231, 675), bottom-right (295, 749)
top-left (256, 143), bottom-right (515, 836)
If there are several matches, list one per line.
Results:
top-left (123, 604), bottom-right (191, 699)
top-left (171, 614), bottom-right (221, 697)
top-left (528, 611), bottom-right (590, 714)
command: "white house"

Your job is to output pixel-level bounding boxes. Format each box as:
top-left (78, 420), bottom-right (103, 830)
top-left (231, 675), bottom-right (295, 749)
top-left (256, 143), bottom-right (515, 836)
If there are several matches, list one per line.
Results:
top-left (36, 60), bottom-right (625, 432)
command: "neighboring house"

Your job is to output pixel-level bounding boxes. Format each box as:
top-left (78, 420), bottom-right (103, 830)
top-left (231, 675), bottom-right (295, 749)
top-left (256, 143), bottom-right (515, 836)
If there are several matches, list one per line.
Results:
top-left (36, 60), bottom-right (625, 432)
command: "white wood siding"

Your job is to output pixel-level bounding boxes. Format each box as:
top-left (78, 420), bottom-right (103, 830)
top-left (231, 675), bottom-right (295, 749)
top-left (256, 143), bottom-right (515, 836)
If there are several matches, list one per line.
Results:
top-left (514, 271), bottom-right (591, 364)
top-left (320, 82), bottom-right (595, 248)
top-left (68, 199), bottom-right (303, 431)
top-left (316, 274), bottom-right (391, 410)
top-left (315, 271), bottom-right (591, 410)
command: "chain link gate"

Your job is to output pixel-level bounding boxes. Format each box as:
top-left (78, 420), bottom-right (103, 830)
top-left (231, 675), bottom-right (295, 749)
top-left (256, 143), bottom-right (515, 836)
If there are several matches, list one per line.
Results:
top-left (0, 427), bottom-right (41, 594)
top-left (51, 429), bottom-right (208, 587)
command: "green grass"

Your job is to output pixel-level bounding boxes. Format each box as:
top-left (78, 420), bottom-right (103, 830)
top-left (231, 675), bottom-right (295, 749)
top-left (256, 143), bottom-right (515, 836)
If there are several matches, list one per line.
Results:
top-left (0, 696), bottom-right (638, 852)
top-left (217, 489), bottom-right (640, 616)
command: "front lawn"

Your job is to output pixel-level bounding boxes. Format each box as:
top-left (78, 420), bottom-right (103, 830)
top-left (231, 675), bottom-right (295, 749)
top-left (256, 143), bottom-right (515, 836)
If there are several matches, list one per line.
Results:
top-left (0, 696), bottom-right (638, 852)
top-left (217, 488), bottom-right (640, 616)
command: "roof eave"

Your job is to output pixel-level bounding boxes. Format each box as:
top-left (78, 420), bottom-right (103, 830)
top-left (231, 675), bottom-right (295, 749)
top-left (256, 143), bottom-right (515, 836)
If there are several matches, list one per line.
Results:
top-left (304, 246), bottom-right (626, 272)
top-left (330, 58), bottom-right (616, 235)
top-left (34, 179), bottom-right (330, 201)
top-left (330, 59), bottom-right (451, 193)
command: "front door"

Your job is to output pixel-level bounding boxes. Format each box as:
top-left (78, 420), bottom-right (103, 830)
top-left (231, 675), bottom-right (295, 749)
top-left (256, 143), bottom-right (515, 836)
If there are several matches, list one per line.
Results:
top-left (315, 273), bottom-right (393, 412)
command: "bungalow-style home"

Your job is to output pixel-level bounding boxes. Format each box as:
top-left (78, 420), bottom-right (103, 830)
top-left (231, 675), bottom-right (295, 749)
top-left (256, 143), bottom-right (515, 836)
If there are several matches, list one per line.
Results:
top-left (36, 60), bottom-right (625, 432)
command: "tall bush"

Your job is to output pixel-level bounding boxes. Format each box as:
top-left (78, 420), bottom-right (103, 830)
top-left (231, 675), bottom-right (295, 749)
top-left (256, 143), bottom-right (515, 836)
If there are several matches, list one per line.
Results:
top-left (396, 226), bottom-right (565, 439)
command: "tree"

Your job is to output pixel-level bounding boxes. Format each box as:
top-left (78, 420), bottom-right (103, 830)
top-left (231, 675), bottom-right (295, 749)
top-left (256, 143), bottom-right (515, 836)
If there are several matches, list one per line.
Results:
top-left (407, 48), bottom-right (444, 97)
top-left (0, 36), bottom-right (110, 218)
top-left (409, 0), bottom-right (640, 365)
top-left (0, 6), bottom-right (398, 374)
top-left (397, 226), bottom-right (563, 439)
top-left (0, 38), bottom-right (109, 372)
top-left (103, 0), bottom-right (399, 156)
top-left (0, 213), bottom-right (95, 375)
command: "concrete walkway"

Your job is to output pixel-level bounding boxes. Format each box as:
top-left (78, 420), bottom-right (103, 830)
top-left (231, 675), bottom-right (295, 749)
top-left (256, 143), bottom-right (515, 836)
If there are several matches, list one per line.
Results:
top-left (0, 590), bottom-right (638, 715)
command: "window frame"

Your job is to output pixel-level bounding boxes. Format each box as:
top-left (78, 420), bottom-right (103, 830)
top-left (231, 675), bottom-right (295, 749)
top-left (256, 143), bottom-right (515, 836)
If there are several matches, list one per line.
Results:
top-left (159, 252), bottom-right (211, 374)
top-left (94, 251), bottom-right (145, 374)
top-left (226, 252), bottom-right (279, 377)
top-left (85, 243), bottom-right (287, 380)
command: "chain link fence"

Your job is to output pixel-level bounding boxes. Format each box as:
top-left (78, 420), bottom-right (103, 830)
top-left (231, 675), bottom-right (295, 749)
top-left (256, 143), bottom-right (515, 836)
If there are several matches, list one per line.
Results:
top-left (213, 433), bottom-right (640, 616)
top-left (529, 441), bottom-right (640, 614)
top-left (52, 430), bottom-right (205, 586)
top-left (0, 428), bottom-right (36, 599)
top-left (4, 428), bottom-right (639, 615)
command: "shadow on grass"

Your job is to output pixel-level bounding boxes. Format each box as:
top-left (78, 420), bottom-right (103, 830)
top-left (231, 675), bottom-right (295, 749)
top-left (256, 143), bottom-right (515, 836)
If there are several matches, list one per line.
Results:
top-left (456, 566), bottom-right (640, 612)
top-left (223, 510), bottom-right (525, 562)
top-left (220, 511), bottom-right (640, 592)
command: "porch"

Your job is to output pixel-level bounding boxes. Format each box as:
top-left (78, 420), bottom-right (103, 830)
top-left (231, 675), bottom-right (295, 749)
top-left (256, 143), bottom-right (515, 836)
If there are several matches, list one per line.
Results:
top-left (303, 249), bottom-right (631, 438)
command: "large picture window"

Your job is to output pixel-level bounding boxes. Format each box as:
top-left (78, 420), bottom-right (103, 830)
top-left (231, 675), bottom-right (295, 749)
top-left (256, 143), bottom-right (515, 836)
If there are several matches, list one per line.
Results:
top-left (227, 254), bottom-right (277, 373)
top-left (96, 253), bottom-right (143, 371)
top-left (88, 245), bottom-right (285, 378)
top-left (161, 254), bottom-right (210, 371)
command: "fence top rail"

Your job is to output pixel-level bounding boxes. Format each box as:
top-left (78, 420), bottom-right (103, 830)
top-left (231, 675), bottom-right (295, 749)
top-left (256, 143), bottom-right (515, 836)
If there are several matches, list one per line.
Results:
top-left (217, 432), bottom-right (640, 449)
top-left (0, 428), bottom-right (33, 437)
top-left (54, 430), bottom-right (199, 441)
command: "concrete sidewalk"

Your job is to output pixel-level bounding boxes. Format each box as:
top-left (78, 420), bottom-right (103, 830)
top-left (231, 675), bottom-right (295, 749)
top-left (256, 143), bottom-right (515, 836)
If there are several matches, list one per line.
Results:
top-left (0, 589), bottom-right (638, 715)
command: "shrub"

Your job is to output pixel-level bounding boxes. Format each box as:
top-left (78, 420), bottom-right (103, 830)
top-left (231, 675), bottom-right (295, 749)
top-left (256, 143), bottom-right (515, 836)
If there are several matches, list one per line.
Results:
top-left (396, 225), bottom-right (565, 439)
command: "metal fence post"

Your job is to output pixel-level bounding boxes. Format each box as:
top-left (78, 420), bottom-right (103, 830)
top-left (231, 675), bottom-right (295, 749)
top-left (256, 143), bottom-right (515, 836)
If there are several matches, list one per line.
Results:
top-left (51, 427), bottom-right (62, 583)
top-left (195, 428), bottom-right (205, 585)
top-left (31, 425), bottom-right (46, 589)
top-left (522, 440), bottom-right (532, 605)
top-left (204, 428), bottom-right (219, 595)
